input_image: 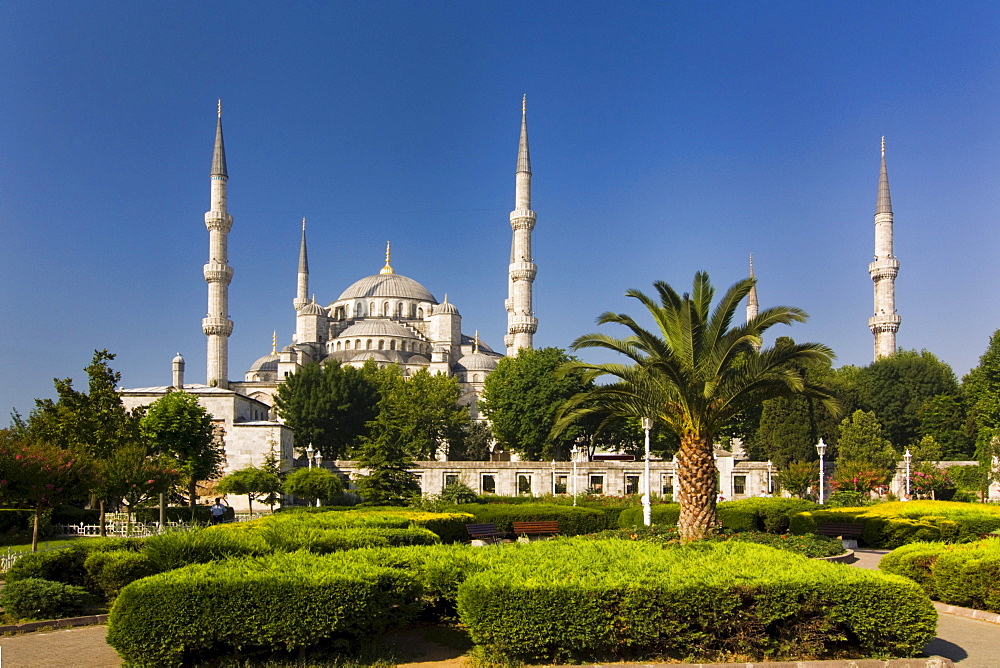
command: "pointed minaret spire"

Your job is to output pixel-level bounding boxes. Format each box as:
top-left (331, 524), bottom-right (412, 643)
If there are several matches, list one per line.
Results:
top-left (294, 217), bottom-right (309, 310)
top-left (202, 101), bottom-right (234, 388)
top-left (869, 137), bottom-right (901, 360)
top-left (746, 254), bottom-right (759, 324)
top-left (380, 241), bottom-right (395, 274)
top-left (211, 100), bottom-right (228, 178)
top-left (505, 95), bottom-right (538, 355)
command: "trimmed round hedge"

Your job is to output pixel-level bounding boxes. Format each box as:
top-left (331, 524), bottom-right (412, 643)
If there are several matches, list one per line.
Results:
top-left (880, 537), bottom-right (1000, 613)
top-left (108, 539), bottom-right (936, 665)
top-left (451, 503), bottom-right (606, 535)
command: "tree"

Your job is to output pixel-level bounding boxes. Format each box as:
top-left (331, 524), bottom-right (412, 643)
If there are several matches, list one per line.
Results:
top-left (28, 350), bottom-right (145, 535)
top-left (141, 391), bottom-right (223, 513)
top-left (274, 361), bottom-right (380, 459)
top-left (836, 410), bottom-right (898, 471)
top-left (480, 347), bottom-right (593, 461)
top-left (216, 466), bottom-right (282, 515)
top-left (963, 330), bottom-right (1000, 496)
top-left (917, 394), bottom-right (974, 459)
top-left (449, 420), bottom-right (494, 461)
top-left (856, 349), bottom-right (960, 449)
top-left (0, 431), bottom-right (94, 551)
top-left (776, 460), bottom-right (819, 499)
top-left (554, 273), bottom-right (837, 541)
top-left (282, 467), bottom-right (343, 506)
top-left (364, 368), bottom-right (469, 460)
top-left (829, 460), bottom-right (890, 495)
top-left (101, 443), bottom-right (178, 530)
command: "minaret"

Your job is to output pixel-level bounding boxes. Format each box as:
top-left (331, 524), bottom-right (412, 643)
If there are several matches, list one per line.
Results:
top-left (868, 137), bottom-right (901, 360)
top-left (294, 217), bottom-right (309, 311)
top-left (505, 94), bottom-right (538, 355)
top-left (746, 254), bottom-right (758, 324)
top-left (202, 100), bottom-right (234, 388)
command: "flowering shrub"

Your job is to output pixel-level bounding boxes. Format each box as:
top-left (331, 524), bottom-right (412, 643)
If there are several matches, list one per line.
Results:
top-left (909, 464), bottom-right (954, 499)
top-left (830, 460), bottom-right (890, 495)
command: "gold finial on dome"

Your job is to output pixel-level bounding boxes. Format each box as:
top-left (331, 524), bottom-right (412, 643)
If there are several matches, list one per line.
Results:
top-left (217, 99), bottom-right (222, 118)
top-left (380, 241), bottom-right (395, 274)
top-left (881, 136), bottom-right (885, 156)
top-left (271, 331), bottom-right (277, 355)
top-left (474, 330), bottom-right (480, 354)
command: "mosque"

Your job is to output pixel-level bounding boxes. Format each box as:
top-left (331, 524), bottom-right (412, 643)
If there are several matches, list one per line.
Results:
top-left (121, 102), bottom-right (921, 504)
top-left (122, 99), bottom-right (538, 473)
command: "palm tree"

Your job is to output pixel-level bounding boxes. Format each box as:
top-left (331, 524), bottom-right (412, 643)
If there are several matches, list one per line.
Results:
top-left (556, 272), bottom-right (838, 541)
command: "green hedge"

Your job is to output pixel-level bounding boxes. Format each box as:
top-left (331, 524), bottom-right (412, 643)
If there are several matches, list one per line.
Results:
top-left (618, 503), bottom-right (680, 528)
top-left (0, 577), bottom-right (89, 621)
top-left (106, 552), bottom-right (420, 665)
top-left (790, 501), bottom-right (1000, 548)
top-left (4, 537), bottom-right (147, 592)
top-left (880, 538), bottom-right (1000, 613)
top-left (455, 503), bottom-right (606, 535)
top-left (108, 540), bottom-right (936, 664)
top-left (142, 527), bottom-right (271, 572)
top-left (134, 505), bottom-right (218, 524)
top-left (84, 550), bottom-right (160, 601)
top-left (717, 498), bottom-right (819, 533)
top-left (50, 506), bottom-right (101, 526)
top-left (455, 540), bottom-right (935, 663)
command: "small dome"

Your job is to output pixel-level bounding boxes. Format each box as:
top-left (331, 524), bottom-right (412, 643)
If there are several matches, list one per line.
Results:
top-left (249, 353), bottom-right (279, 372)
top-left (336, 273), bottom-right (436, 302)
top-left (337, 319), bottom-right (418, 339)
top-left (457, 352), bottom-right (498, 372)
top-left (433, 300), bottom-right (459, 315)
top-left (407, 354), bottom-right (430, 365)
top-left (172, 353), bottom-right (185, 363)
top-left (298, 301), bottom-right (326, 316)
top-left (281, 345), bottom-right (296, 353)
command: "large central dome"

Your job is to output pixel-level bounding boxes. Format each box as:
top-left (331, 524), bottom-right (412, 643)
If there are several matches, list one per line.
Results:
top-left (336, 273), bottom-right (436, 303)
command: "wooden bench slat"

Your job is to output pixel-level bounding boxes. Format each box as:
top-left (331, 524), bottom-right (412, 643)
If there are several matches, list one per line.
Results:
top-left (816, 522), bottom-right (863, 538)
top-left (513, 521), bottom-right (560, 535)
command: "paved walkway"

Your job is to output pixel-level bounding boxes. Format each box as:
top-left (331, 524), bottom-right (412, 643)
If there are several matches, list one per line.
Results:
top-left (1, 550), bottom-right (999, 667)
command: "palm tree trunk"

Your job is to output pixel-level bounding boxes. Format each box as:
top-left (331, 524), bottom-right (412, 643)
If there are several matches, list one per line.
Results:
top-left (676, 433), bottom-right (717, 542)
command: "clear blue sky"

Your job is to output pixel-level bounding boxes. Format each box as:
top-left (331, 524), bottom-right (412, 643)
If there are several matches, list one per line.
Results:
top-left (2, 2), bottom-right (998, 418)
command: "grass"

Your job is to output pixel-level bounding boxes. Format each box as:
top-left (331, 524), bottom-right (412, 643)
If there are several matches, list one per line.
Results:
top-left (1, 536), bottom-right (90, 555)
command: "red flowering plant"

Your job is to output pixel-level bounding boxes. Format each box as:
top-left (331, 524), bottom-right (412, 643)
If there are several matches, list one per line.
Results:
top-left (909, 463), bottom-right (954, 499)
top-left (829, 460), bottom-right (890, 497)
top-left (0, 429), bottom-right (94, 552)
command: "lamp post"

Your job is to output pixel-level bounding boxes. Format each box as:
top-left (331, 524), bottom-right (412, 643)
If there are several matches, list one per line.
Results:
top-left (570, 444), bottom-right (580, 506)
top-left (641, 417), bottom-right (653, 526)
top-left (816, 438), bottom-right (827, 505)
top-left (305, 443), bottom-right (314, 469)
top-left (766, 460), bottom-right (773, 495)
top-left (903, 449), bottom-right (912, 499)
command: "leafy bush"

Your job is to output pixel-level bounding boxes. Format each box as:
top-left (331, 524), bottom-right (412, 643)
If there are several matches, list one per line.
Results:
top-left (106, 552), bottom-right (420, 665)
top-left (826, 491), bottom-right (870, 508)
top-left (0, 508), bottom-right (56, 543)
top-left (790, 501), bottom-right (1000, 548)
top-left (439, 481), bottom-right (479, 504)
top-left (4, 539), bottom-right (146, 592)
top-left (455, 540), bottom-right (935, 663)
top-left (84, 549), bottom-right (160, 601)
top-left (455, 503), bottom-right (606, 535)
top-left (261, 525), bottom-right (439, 553)
top-left (0, 577), bottom-right (88, 621)
top-left (584, 527), bottom-right (845, 558)
top-left (142, 528), bottom-right (271, 571)
top-left (618, 503), bottom-right (679, 528)
top-left (880, 538), bottom-right (1000, 613)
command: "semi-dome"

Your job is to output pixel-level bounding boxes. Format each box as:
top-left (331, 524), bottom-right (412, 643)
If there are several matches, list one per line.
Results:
top-left (336, 273), bottom-right (436, 303)
top-left (351, 351), bottom-right (393, 363)
top-left (337, 319), bottom-right (418, 339)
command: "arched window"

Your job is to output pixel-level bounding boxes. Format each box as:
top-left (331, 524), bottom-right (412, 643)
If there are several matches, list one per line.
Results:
top-left (378, 339), bottom-right (384, 350)
top-left (410, 304), bottom-right (417, 318)
top-left (356, 302), bottom-right (363, 317)
top-left (369, 302), bottom-right (375, 316)
top-left (396, 302), bottom-right (403, 318)
top-left (474, 374), bottom-right (482, 383)
top-left (383, 302), bottom-right (389, 316)
top-left (418, 308), bottom-right (424, 318)
top-left (336, 341), bottom-right (342, 351)
top-left (355, 339), bottom-right (361, 349)
top-left (344, 340), bottom-right (350, 350)
top-left (390, 340), bottom-right (396, 350)
top-left (401, 341), bottom-right (407, 351)
top-left (366, 339), bottom-right (372, 350)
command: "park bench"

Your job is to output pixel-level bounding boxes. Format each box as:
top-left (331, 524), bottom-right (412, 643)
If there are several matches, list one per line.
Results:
top-left (465, 523), bottom-right (505, 545)
top-left (512, 521), bottom-right (561, 542)
top-left (816, 522), bottom-right (863, 549)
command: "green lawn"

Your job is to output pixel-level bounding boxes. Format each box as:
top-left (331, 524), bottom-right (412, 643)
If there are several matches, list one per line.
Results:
top-left (0, 536), bottom-right (91, 555)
